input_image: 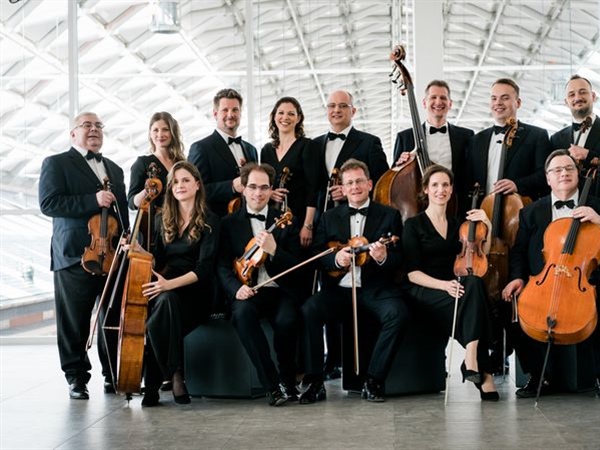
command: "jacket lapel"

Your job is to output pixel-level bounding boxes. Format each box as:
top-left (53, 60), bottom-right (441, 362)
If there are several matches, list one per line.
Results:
top-left (67, 148), bottom-right (103, 189)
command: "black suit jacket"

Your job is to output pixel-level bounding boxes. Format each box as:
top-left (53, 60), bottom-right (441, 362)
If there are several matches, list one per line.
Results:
top-left (509, 195), bottom-right (600, 281)
top-left (466, 121), bottom-right (552, 201)
top-left (313, 201), bottom-right (403, 294)
top-left (217, 207), bottom-right (303, 304)
top-left (188, 130), bottom-right (258, 217)
top-left (550, 118), bottom-right (600, 197)
top-left (39, 147), bottom-right (129, 271)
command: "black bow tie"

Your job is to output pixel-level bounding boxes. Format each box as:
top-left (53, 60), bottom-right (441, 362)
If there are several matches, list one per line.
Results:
top-left (493, 125), bottom-right (508, 135)
top-left (348, 207), bottom-right (368, 216)
top-left (572, 122), bottom-right (583, 132)
top-left (554, 199), bottom-right (575, 209)
top-left (429, 125), bottom-right (447, 134)
top-left (246, 212), bottom-right (266, 221)
top-left (85, 151), bottom-right (102, 162)
top-left (327, 132), bottom-right (346, 141)
top-left (228, 136), bottom-right (242, 145)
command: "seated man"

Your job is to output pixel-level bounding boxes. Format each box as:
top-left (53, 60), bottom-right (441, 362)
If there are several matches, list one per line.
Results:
top-left (300, 158), bottom-right (409, 403)
top-left (218, 163), bottom-right (302, 406)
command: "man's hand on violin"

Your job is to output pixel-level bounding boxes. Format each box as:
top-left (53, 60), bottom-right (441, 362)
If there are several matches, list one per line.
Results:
top-left (235, 285), bottom-right (256, 300)
top-left (256, 231), bottom-right (277, 255)
top-left (573, 206), bottom-right (600, 225)
top-left (444, 279), bottom-right (464, 298)
top-left (335, 247), bottom-right (353, 268)
top-left (369, 241), bottom-right (387, 264)
top-left (96, 190), bottom-right (116, 208)
top-left (502, 279), bottom-right (524, 302)
top-left (270, 187), bottom-right (289, 203)
top-left (142, 270), bottom-right (171, 300)
top-left (491, 178), bottom-right (517, 195)
top-left (329, 184), bottom-right (346, 202)
top-left (568, 144), bottom-right (589, 162)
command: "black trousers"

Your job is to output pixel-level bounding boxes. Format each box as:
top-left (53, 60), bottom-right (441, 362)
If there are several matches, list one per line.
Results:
top-left (144, 286), bottom-right (209, 390)
top-left (230, 287), bottom-right (298, 391)
top-left (405, 275), bottom-right (493, 373)
top-left (302, 286), bottom-right (408, 381)
top-left (53, 264), bottom-right (111, 384)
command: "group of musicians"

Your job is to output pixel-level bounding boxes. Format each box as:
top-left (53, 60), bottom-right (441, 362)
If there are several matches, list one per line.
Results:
top-left (38, 75), bottom-right (600, 407)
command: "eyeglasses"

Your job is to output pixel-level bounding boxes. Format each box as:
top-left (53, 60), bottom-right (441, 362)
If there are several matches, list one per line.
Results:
top-left (326, 103), bottom-right (352, 110)
top-left (342, 178), bottom-right (368, 187)
top-left (246, 184), bottom-right (271, 192)
top-left (546, 164), bottom-right (577, 175)
top-left (75, 121), bottom-right (105, 130)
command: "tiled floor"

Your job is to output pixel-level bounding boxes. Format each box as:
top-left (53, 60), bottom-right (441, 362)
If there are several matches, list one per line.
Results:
top-left (1, 344), bottom-right (598, 450)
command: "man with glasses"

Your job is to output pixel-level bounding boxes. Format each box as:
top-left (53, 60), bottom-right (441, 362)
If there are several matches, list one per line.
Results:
top-left (299, 159), bottom-right (408, 404)
top-left (502, 149), bottom-right (600, 398)
top-left (217, 163), bottom-right (302, 406)
top-left (550, 75), bottom-right (600, 198)
top-left (39, 112), bottom-right (129, 399)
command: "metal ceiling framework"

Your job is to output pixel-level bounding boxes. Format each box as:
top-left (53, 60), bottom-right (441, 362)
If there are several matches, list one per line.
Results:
top-left (1, 0), bottom-right (599, 203)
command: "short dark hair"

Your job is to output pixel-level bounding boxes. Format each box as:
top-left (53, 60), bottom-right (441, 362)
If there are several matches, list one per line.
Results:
top-left (339, 158), bottom-right (370, 180)
top-left (544, 149), bottom-right (578, 172)
top-left (567, 74), bottom-right (593, 90)
top-left (425, 80), bottom-right (451, 99)
top-left (422, 164), bottom-right (454, 189)
top-left (213, 88), bottom-right (243, 109)
top-left (493, 78), bottom-right (520, 97)
top-left (240, 162), bottom-right (276, 186)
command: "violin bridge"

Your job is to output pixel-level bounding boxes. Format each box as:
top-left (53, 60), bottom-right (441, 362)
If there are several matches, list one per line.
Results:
top-left (554, 265), bottom-right (572, 277)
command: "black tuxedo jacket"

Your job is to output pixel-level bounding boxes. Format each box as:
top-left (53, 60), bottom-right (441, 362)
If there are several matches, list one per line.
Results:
top-left (550, 118), bottom-right (600, 197)
top-left (188, 130), bottom-right (258, 217)
top-left (39, 147), bottom-right (129, 271)
top-left (313, 201), bottom-right (403, 294)
top-left (509, 195), bottom-right (600, 281)
top-left (313, 126), bottom-right (389, 191)
top-left (217, 207), bottom-right (302, 304)
top-left (466, 121), bottom-right (552, 201)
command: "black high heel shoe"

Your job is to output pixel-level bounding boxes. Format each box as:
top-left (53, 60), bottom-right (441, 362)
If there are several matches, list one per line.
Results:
top-left (172, 371), bottom-right (191, 405)
top-left (475, 382), bottom-right (500, 401)
top-left (460, 361), bottom-right (482, 384)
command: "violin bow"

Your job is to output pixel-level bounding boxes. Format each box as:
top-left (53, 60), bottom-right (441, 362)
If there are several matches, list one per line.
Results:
top-left (350, 249), bottom-right (360, 376)
top-left (444, 276), bottom-right (462, 405)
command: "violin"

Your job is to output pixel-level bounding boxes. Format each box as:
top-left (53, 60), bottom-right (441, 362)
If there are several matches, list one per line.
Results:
top-left (81, 178), bottom-right (119, 276)
top-left (138, 162), bottom-right (163, 251)
top-left (518, 170), bottom-right (599, 345)
top-left (327, 234), bottom-right (399, 278)
top-left (234, 210), bottom-right (293, 285)
top-left (454, 184), bottom-right (489, 278)
top-left (274, 166), bottom-right (293, 214)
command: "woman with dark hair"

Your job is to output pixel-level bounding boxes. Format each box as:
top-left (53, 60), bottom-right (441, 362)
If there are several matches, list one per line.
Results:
top-left (402, 164), bottom-right (499, 400)
top-left (260, 96), bottom-right (319, 248)
top-left (128, 111), bottom-right (186, 211)
top-left (140, 161), bottom-right (220, 406)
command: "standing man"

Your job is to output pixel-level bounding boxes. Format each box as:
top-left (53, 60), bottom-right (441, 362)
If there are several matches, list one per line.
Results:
top-left (218, 163), bottom-right (302, 406)
top-left (550, 75), bottom-right (600, 198)
top-left (502, 149), bottom-right (600, 397)
top-left (39, 112), bottom-right (129, 399)
top-left (300, 159), bottom-right (408, 404)
top-left (393, 80), bottom-right (474, 213)
top-left (188, 88), bottom-right (258, 218)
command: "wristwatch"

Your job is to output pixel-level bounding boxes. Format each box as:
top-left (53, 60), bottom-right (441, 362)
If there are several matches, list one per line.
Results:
top-left (303, 223), bottom-right (314, 230)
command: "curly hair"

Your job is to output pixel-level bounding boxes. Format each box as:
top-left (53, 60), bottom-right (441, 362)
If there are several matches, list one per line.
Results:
top-left (148, 112), bottom-right (186, 163)
top-left (268, 96), bottom-right (305, 148)
top-left (161, 161), bottom-right (211, 244)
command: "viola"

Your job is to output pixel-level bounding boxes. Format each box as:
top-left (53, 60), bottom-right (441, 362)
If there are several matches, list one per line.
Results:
top-left (327, 234), bottom-right (399, 278)
top-left (234, 210), bottom-right (293, 285)
top-left (454, 184), bottom-right (489, 278)
top-left (518, 170), bottom-right (599, 345)
top-left (81, 178), bottom-right (119, 276)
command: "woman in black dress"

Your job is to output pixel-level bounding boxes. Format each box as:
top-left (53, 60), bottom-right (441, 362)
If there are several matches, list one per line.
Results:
top-left (260, 97), bottom-right (319, 248)
top-left (402, 164), bottom-right (499, 400)
top-left (128, 111), bottom-right (186, 212)
top-left (140, 161), bottom-right (220, 406)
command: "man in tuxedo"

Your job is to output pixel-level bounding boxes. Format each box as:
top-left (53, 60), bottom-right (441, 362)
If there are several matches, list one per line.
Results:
top-left (299, 159), bottom-right (408, 404)
top-left (312, 89), bottom-right (389, 379)
top-left (188, 88), bottom-right (258, 218)
top-left (38, 112), bottom-right (129, 399)
top-left (550, 75), bottom-right (600, 198)
top-left (466, 78), bottom-right (553, 373)
top-left (218, 163), bottom-right (302, 406)
top-left (503, 149), bottom-right (600, 397)
top-left (393, 80), bottom-right (473, 212)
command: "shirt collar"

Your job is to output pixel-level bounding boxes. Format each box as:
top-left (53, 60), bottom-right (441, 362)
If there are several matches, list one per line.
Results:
top-left (550, 190), bottom-right (579, 208)
top-left (72, 144), bottom-right (93, 158)
top-left (328, 125), bottom-right (353, 137)
top-left (348, 198), bottom-right (370, 210)
top-left (246, 205), bottom-right (269, 217)
top-left (573, 113), bottom-right (597, 125)
top-left (215, 128), bottom-right (239, 144)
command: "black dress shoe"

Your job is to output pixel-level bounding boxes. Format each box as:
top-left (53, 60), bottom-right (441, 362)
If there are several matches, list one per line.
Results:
top-left (362, 378), bottom-right (385, 402)
top-left (69, 382), bottom-right (89, 400)
top-left (283, 382), bottom-right (300, 402)
top-left (266, 384), bottom-right (288, 406)
top-left (141, 389), bottom-right (160, 407)
top-left (104, 380), bottom-right (116, 394)
top-left (299, 381), bottom-right (326, 404)
top-left (323, 366), bottom-right (342, 381)
top-left (516, 377), bottom-right (552, 399)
